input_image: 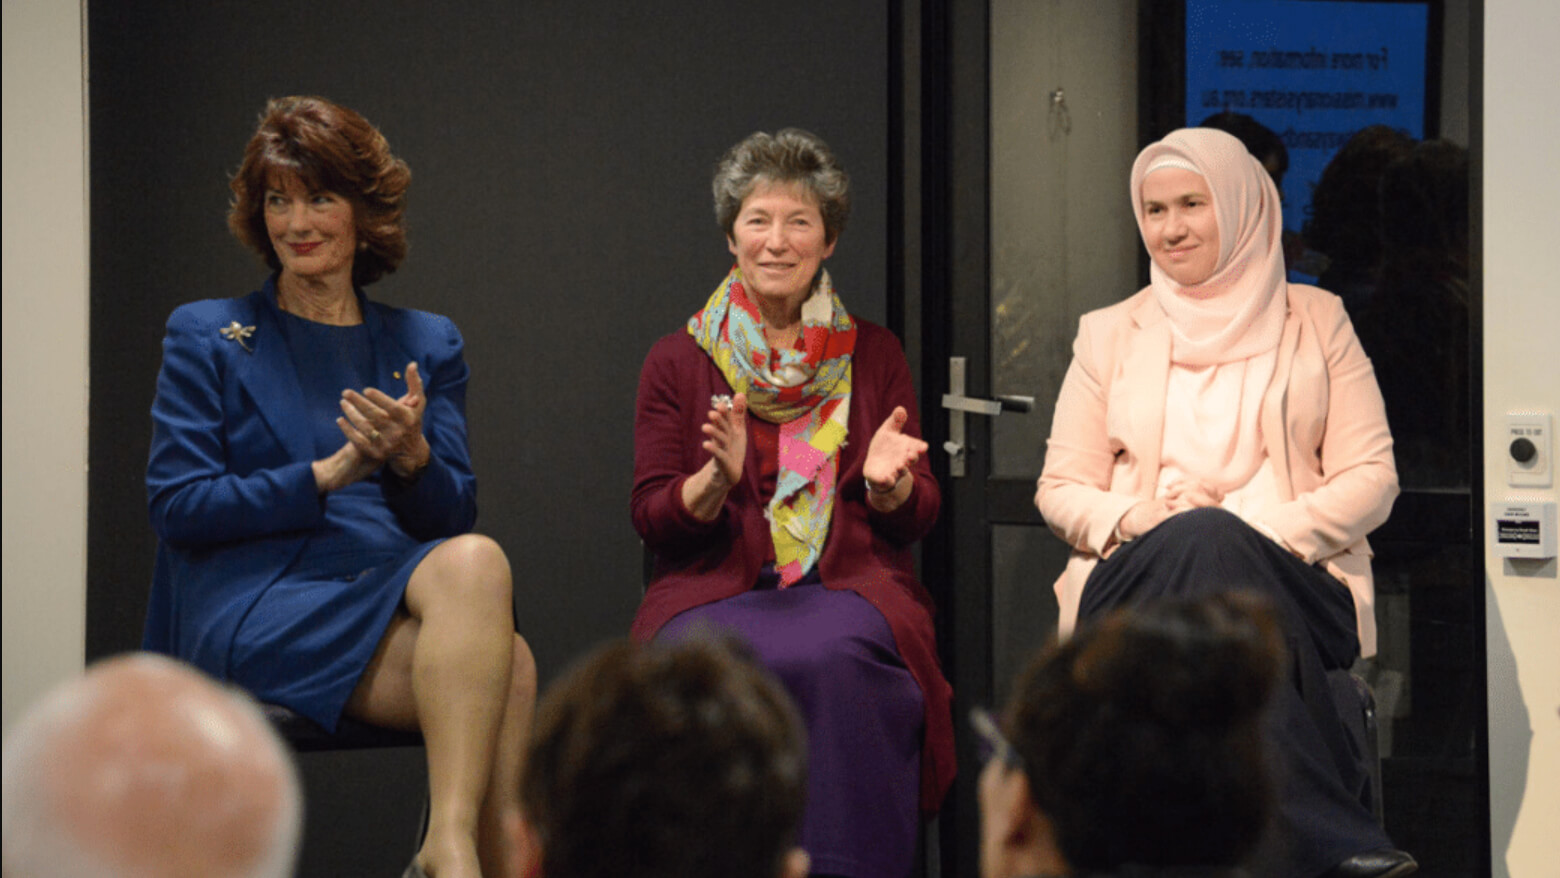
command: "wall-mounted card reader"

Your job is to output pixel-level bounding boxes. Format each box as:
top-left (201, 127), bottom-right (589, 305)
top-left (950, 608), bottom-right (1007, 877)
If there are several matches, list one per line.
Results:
top-left (1492, 500), bottom-right (1557, 559)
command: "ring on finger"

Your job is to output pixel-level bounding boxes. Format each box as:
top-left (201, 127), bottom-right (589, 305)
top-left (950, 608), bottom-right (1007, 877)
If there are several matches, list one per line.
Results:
top-left (369, 429), bottom-right (382, 441)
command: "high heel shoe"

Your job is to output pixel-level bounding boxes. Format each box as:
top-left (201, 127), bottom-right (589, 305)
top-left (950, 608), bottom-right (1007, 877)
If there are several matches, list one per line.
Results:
top-left (1321, 848), bottom-right (1418, 878)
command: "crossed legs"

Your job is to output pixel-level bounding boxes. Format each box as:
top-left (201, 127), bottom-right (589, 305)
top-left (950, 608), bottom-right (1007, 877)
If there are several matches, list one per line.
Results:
top-left (1078, 508), bottom-right (1390, 877)
top-left (346, 534), bottom-right (537, 878)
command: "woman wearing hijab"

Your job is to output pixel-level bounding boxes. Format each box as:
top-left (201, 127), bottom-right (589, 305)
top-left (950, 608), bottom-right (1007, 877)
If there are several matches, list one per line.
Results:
top-left (1035, 128), bottom-right (1415, 878)
top-left (631, 128), bottom-right (952, 878)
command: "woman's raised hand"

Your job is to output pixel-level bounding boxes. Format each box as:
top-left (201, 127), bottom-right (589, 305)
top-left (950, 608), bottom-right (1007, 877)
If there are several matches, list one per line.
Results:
top-left (338, 362), bottom-right (433, 479)
top-left (680, 392), bottom-right (748, 522)
top-left (863, 407), bottom-right (927, 502)
top-left (702, 392), bottom-right (749, 489)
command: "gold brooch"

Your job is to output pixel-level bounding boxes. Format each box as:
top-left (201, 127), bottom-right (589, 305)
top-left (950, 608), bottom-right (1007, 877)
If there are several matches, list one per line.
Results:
top-left (220, 321), bottom-right (256, 352)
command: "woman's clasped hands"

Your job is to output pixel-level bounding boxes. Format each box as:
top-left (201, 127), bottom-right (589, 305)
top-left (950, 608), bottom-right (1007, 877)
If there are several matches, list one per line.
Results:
top-left (313, 361), bottom-right (431, 493)
top-left (1116, 477), bottom-right (1225, 545)
top-left (1163, 477), bottom-right (1224, 513)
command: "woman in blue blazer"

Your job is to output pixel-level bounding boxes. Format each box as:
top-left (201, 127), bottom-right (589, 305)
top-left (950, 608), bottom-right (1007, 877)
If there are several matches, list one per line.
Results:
top-left (142, 96), bottom-right (532, 878)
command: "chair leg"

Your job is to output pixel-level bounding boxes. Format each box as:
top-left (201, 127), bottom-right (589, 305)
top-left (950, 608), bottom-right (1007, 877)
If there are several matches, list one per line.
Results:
top-left (1353, 672), bottom-right (1385, 824)
top-left (906, 812), bottom-right (940, 878)
top-left (416, 793), bottom-right (430, 856)
top-left (1327, 669), bottom-right (1385, 823)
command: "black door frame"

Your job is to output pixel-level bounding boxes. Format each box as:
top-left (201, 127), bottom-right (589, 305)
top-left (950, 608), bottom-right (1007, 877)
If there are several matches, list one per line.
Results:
top-left (916, 1), bottom-right (995, 873)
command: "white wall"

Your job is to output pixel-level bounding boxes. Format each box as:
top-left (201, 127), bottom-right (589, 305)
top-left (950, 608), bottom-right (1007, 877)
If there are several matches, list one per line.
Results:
top-left (1, 0), bottom-right (89, 734)
top-left (1483, 1), bottom-right (1560, 875)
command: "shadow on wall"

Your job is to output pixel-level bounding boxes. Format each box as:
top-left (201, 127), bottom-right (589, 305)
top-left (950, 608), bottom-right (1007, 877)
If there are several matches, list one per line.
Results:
top-left (1483, 577), bottom-right (1530, 873)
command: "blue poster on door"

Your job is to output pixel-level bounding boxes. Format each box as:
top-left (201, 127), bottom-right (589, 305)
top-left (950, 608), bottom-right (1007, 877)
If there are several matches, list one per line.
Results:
top-left (1185, 0), bottom-right (1428, 263)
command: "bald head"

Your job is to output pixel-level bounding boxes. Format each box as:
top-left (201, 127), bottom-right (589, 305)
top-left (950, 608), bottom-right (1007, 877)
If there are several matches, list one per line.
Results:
top-left (2, 654), bottom-right (301, 878)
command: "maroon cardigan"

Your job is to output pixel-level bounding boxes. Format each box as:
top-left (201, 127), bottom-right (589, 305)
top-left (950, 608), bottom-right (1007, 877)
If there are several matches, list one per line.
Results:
top-left (629, 320), bottom-right (954, 812)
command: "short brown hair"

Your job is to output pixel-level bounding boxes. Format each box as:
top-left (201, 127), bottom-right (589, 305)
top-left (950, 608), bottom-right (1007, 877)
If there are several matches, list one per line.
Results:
top-left (227, 96), bottom-right (410, 285)
top-left (521, 636), bottom-right (806, 878)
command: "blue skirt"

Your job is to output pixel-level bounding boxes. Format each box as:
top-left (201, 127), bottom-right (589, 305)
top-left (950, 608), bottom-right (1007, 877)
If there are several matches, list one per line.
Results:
top-left (227, 536), bottom-right (443, 732)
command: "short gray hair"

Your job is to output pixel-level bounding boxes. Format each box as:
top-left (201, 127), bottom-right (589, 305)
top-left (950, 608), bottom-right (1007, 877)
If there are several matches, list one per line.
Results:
top-left (712, 128), bottom-right (851, 244)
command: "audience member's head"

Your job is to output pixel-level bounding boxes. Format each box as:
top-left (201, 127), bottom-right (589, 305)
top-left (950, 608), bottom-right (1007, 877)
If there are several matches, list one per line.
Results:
top-left (1198, 111), bottom-right (1288, 188)
top-left (2, 653), bottom-right (302, 878)
top-left (516, 636), bottom-right (809, 878)
top-left (1378, 139), bottom-right (1471, 281)
top-left (1353, 137), bottom-right (1472, 488)
top-left (977, 593), bottom-right (1285, 878)
top-left (1303, 124), bottom-right (1416, 291)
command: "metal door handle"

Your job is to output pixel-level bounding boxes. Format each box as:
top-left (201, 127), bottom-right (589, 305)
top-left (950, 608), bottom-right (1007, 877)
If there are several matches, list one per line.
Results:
top-left (941, 393), bottom-right (1035, 416)
top-left (942, 394), bottom-right (1003, 416)
top-left (995, 394), bottom-right (1035, 413)
top-left (942, 357), bottom-right (1033, 477)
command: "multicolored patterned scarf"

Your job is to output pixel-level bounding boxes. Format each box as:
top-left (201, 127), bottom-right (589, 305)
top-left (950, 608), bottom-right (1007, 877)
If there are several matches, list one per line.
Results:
top-left (688, 266), bottom-right (856, 586)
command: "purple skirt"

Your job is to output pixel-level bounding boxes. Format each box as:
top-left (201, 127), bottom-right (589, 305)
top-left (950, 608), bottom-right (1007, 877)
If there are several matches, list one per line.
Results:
top-left (659, 574), bottom-right (923, 878)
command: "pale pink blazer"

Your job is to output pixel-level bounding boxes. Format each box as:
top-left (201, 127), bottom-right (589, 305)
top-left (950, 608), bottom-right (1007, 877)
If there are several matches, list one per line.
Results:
top-left (1036, 283), bottom-right (1398, 656)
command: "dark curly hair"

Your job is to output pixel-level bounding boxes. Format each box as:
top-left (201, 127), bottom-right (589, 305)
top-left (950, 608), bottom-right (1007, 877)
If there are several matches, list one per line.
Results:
top-left (520, 635), bottom-right (807, 878)
top-left (227, 96), bottom-right (410, 286)
top-left (1004, 592), bottom-right (1285, 872)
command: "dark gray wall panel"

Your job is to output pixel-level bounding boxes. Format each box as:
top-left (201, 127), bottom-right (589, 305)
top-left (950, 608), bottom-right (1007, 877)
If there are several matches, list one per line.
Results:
top-left (87, 3), bottom-right (890, 873)
top-left (88, 0), bottom-right (890, 672)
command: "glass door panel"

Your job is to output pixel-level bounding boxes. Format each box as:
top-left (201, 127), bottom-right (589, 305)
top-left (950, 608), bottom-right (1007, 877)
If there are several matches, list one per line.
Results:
top-left (990, 0), bottom-right (1141, 479)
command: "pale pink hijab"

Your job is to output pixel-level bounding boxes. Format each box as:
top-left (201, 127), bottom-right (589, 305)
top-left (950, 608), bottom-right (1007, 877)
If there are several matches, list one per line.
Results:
top-left (1130, 127), bottom-right (1287, 367)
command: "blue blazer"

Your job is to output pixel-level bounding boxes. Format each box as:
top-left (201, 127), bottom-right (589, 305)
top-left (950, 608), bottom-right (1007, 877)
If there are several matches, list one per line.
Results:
top-left (142, 277), bottom-right (477, 679)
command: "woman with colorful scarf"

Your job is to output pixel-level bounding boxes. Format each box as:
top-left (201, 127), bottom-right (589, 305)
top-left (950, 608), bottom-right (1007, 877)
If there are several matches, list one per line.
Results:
top-left (1036, 128), bottom-right (1414, 878)
top-left (630, 129), bottom-right (953, 878)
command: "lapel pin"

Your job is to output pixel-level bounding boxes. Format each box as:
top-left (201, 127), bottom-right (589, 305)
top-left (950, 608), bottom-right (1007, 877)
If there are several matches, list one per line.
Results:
top-left (219, 321), bottom-right (256, 353)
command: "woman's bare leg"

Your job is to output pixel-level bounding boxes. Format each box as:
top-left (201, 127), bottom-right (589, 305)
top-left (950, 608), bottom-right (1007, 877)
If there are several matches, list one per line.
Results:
top-left (476, 634), bottom-right (536, 877)
top-left (345, 534), bottom-right (518, 878)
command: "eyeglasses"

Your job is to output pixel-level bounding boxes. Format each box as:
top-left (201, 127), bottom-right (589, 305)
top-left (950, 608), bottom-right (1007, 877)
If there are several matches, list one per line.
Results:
top-left (970, 707), bottom-right (1022, 769)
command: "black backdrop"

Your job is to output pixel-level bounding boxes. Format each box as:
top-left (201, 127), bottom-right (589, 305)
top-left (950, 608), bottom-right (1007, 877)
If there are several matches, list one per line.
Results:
top-left (87, 2), bottom-right (895, 872)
